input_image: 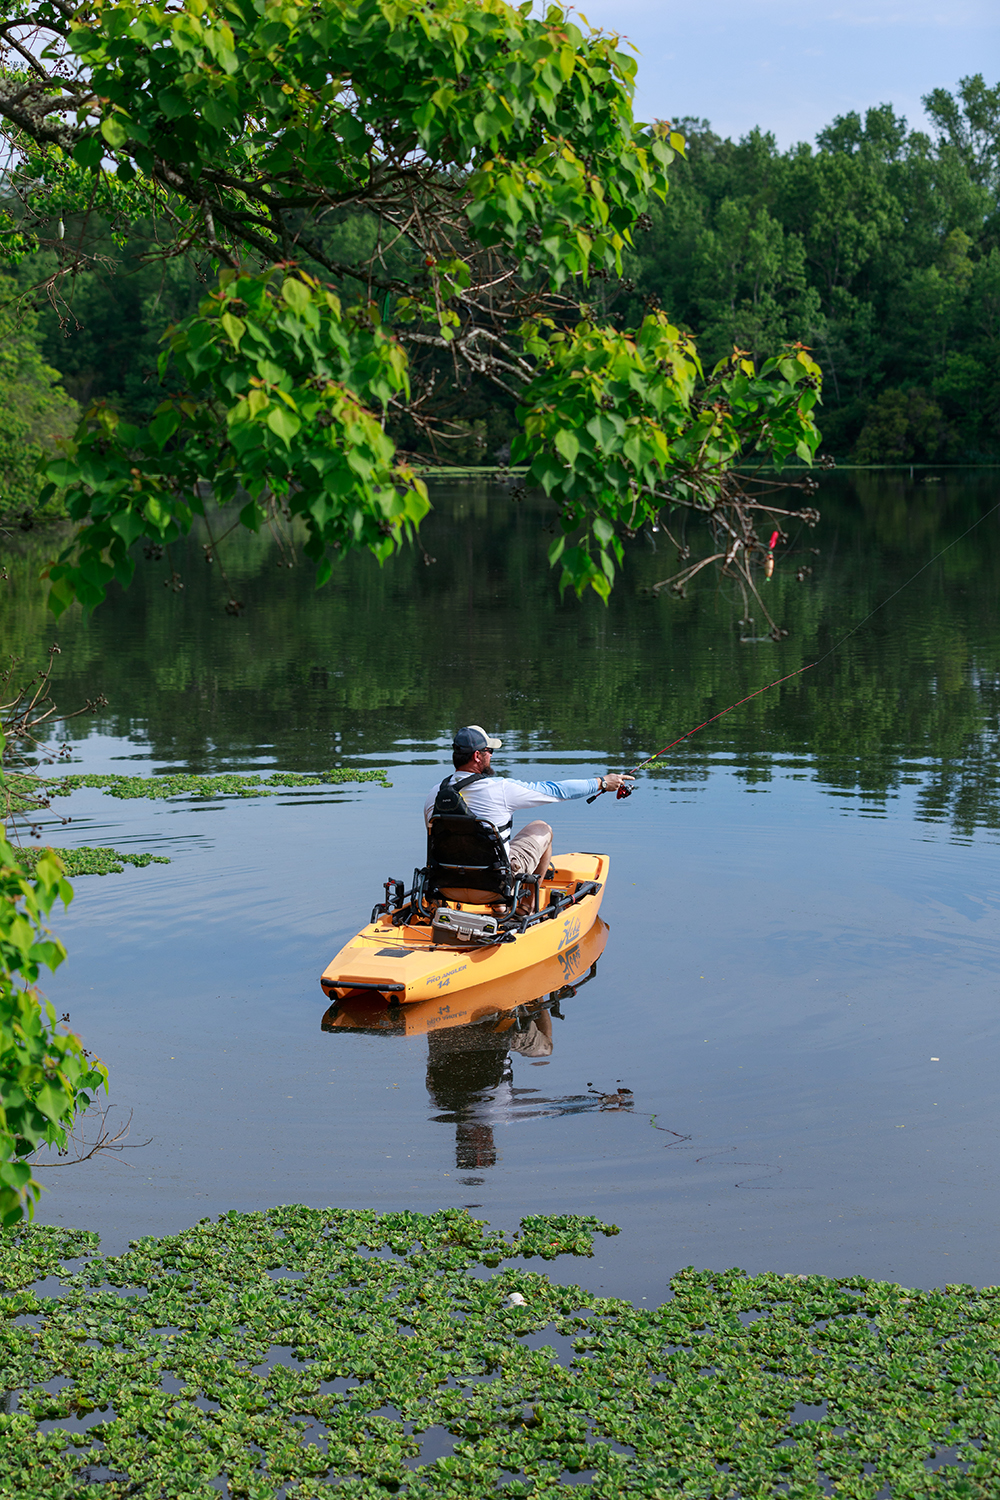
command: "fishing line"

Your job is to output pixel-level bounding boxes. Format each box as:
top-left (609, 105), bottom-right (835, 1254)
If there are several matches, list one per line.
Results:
top-left (590, 496), bottom-right (1000, 802)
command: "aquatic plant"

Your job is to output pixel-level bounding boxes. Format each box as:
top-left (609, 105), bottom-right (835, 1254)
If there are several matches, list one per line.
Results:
top-left (15, 846), bottom-right (171, 877)
top-left (1, 1206), bottom-right (998, 1496)
top-left (45, 769), bottom-right (392, 800)
top-left (12, 770), bottom-right (391, 877)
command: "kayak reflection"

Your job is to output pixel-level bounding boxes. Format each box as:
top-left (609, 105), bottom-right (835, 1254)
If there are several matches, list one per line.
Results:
top-left (320, 921), bottom-right (627, 1178)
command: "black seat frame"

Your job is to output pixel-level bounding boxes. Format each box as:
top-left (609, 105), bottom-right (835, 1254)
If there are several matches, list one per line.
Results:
top-left (413, 811), bottom-right (539, 918)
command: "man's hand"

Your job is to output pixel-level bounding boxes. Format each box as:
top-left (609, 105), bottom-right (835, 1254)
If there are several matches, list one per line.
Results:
top-left (588, 771), bottom-right (636, 804)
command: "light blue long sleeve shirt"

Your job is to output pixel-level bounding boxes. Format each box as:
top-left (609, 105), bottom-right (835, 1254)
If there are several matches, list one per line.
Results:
top-left (424, 772), bottom-right (600, 846)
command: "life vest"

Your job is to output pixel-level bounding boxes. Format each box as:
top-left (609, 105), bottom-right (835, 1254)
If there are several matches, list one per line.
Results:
top-left (431, 773), bottom-right (513, 835)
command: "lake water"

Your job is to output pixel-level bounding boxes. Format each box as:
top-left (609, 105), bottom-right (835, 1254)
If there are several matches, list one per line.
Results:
top-left (6, 469), bottom-right (1000, 1300)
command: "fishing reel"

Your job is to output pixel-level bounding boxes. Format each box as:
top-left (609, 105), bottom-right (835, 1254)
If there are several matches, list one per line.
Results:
top-left (587, 777), bottom-right (636, 805)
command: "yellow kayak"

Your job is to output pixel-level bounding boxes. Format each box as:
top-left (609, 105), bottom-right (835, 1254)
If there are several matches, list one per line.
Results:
top-left (321, 917), bottom-right (608, 1037)
top-left (320, 852), bottom-right (609, 1007)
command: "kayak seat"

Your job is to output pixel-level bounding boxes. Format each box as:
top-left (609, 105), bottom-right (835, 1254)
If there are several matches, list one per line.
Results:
top-left (425, 812), bottom-right (539, 912)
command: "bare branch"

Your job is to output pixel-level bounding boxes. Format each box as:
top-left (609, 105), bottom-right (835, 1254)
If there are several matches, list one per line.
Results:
top-left (30, 1106), bottom-right (151, 1168)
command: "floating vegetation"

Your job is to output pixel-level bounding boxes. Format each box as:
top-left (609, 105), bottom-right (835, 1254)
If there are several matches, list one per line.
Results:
top-left (16, 846), bottom-right (171, 877)
top-left (1, 1206), bottom-right (998, 1496)
top-left (39, 768), bottom-right (392, 801)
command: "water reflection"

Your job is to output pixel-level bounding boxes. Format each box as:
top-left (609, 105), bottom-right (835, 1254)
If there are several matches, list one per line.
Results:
top-left (321, 921), bottom-right (631, 1178)
top-left (10, 470), bottom-right (1000, 845)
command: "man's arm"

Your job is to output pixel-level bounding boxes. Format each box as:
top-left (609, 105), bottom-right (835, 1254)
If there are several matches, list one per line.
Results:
top-left (503, 778), bottom-right (601, 808)
top-left (504, 771), bottom-right (635, 809)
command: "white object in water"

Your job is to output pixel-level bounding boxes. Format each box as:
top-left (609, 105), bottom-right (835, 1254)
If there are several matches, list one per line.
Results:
top-left (506, 1292), bottom-right (527, 1307)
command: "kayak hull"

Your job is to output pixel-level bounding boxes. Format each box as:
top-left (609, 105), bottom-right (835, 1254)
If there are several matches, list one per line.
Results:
top-left (322, 918), bottom-right (609, 1037)
top-left (320, 852), bottom-right (608, 1006)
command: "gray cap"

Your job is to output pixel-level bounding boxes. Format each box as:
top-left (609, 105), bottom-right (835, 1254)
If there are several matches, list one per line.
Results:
top-left (453, 724), bottom-right (503, 753)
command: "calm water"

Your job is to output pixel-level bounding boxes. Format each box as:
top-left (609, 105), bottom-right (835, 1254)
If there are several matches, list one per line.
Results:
top-left (5, 470), bottom-right (1000, 1298)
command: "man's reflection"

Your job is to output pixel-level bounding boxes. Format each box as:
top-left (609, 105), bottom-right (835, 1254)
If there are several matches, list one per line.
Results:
top-left (425, 998), bottom-right (628, 1180)
top-left (426, 1025), bottom-right (509, 1172)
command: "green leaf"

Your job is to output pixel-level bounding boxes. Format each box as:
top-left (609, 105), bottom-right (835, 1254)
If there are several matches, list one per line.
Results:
top-left (266, 405), bottom-right (301, 445)
top-left (45, 458), bottom-right (80, 486)
top-left (108, 508), bottom-right (149, 546)
top-left (554, 429), bottom-right (580, 465)
top-left (220, 312), bottom-right (246, 349)
top-left (72, 135), bottom-right (104, 170)
top-left (100, 114), bottom-right (130, 149)
top-left (33, 1083), bottom-right (69, 1126)
top-left (149, 410), bottom-right (180, 449)
top-left (282, 278), bottom-right (312, 314)
top-left (157, 87), bottom-right (189, 119)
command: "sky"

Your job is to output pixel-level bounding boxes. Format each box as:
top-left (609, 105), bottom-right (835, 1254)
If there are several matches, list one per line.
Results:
top-left (569, 0), bottom-right (999, 148)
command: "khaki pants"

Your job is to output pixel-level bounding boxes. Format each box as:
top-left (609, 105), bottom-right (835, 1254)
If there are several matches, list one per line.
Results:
top-left (509, 820), bottom-right (553, 877)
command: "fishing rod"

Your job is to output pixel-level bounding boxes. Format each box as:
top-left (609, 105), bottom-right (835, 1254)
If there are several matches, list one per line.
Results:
top-left (589, 497), bottom-right (1000, 805)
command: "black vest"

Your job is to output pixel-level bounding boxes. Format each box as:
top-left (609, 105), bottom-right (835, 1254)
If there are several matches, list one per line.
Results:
top-left (431, 773), bottom-right (512, 834)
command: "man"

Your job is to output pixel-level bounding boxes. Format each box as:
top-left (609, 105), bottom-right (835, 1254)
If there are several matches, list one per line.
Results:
top-left (423, 724), bottom-right (634, 882)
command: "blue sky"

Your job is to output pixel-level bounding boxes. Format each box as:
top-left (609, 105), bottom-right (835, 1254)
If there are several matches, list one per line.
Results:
top-left (571, 0), bottom-right (999, 148)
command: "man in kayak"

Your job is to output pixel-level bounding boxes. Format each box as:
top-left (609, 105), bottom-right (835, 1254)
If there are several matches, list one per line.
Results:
top-left (424, 724), bottom-right (633, 883)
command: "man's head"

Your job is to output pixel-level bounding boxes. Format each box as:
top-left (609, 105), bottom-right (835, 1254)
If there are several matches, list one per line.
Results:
top-left (452, 724), bottom-right (502, 772)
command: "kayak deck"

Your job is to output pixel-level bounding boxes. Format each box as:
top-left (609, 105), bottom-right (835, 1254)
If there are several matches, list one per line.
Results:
top-left (320, 852), bottom-right (608, 1005)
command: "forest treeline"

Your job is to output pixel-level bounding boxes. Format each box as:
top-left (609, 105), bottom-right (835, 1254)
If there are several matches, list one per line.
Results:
top-left (2, 72), bottom-right (997, 515)
top-left (621, 75), bottom-right (1000, 466)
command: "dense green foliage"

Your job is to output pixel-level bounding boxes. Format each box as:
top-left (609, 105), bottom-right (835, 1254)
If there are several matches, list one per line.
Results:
top-left (515, 324), bottom-right (819, 599)
top-left (0, 655), bottom-right (105, 1222)
top-left (13, 235), bottom-right (204, 427)
top-left (42, 266), bottom-right (432, 614)
top-left (3, 1206), bottom-right (1000, 1497)
top-left (0, 0), bottom-right (821, 611)
top-left (624, 75), bottom-right (1000, 462)
top-left (10, 68), bottom-right (997, 478)
top-left (0, 273), bottom-right (76, 519)
top-left (0, 834), bottom-right (106, 1225)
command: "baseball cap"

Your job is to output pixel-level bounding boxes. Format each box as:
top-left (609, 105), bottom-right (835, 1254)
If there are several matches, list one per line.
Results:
top-left (452, 724), bottom-right (503, 753)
